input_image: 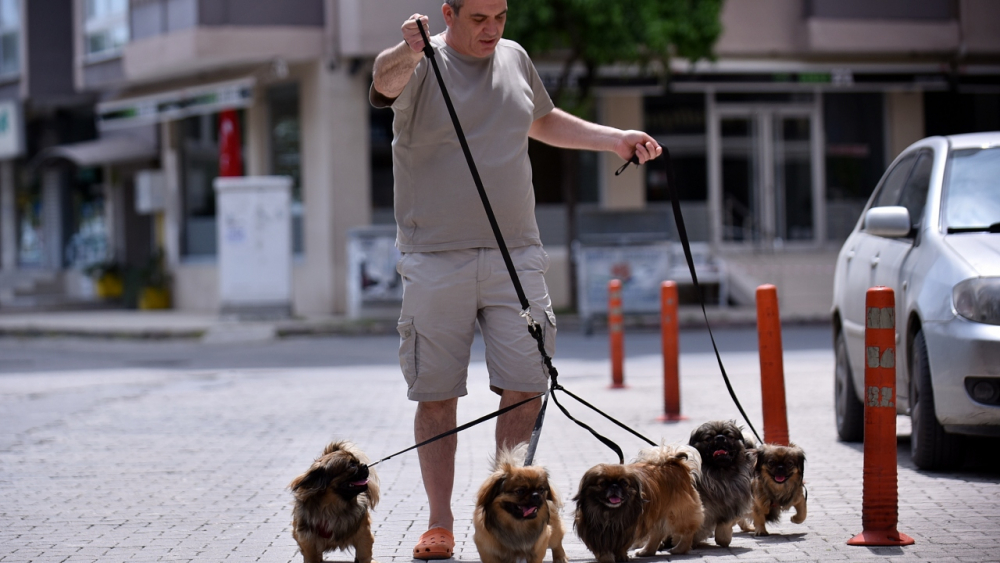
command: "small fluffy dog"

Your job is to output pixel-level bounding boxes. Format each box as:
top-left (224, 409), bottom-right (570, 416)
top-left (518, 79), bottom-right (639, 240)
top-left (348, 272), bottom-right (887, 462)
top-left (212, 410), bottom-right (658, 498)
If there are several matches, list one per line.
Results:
top-left (573, 445), bottom-right (703, 562)
top-left (473, 444), bottom-right (568, 563)
top-left (746, 443), bottom-right (807, 536)
top-left (288, 441), bottom-right (380, 563)
top-left (688, 421), bottom-right (755, 547)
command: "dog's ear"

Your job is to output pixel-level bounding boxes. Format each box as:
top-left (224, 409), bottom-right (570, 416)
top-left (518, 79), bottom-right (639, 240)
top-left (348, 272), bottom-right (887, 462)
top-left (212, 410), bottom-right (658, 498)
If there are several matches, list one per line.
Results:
top-left (290, 466), bottom-right (331, 495)
top-left (477, 472), bottom-right (506, 509)
top-left (754, 446), bottom-right (765, 472)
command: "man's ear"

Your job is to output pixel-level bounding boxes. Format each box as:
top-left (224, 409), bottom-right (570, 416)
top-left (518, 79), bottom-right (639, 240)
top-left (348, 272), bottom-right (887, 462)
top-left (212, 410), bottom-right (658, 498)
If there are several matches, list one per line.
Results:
top-left (442, 3), bottom-right (455, 28)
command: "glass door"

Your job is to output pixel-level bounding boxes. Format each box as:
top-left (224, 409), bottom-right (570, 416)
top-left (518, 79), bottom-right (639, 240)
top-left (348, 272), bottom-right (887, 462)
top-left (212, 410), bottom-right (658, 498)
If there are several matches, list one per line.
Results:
top-left (710, 104), bottom-right (821, 248)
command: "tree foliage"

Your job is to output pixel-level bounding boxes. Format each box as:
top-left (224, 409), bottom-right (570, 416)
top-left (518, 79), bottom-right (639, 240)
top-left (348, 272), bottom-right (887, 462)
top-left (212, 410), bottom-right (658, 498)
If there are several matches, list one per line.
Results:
top-left (505, 0), bottom-right (724, 109)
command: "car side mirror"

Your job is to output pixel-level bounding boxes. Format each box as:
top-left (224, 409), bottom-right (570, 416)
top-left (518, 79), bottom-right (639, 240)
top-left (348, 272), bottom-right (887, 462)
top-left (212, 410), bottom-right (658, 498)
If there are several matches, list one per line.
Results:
top-left (865, 206), bottom-right (912, 238)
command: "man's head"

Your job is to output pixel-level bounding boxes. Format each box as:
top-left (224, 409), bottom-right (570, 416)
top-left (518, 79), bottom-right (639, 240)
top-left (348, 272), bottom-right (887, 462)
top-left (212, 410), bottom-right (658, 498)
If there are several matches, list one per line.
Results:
top-left (442, 0), bottom-right (507, 58)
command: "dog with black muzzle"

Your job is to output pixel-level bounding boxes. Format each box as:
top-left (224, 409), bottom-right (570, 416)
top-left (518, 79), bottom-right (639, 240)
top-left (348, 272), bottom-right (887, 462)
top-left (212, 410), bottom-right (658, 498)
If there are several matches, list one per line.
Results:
top-left (289, 441), bottom-right (380, 563)
top-left (688, 421), bottom-right (755, 547)
top-left (744, 443), bottom-right (807, 536)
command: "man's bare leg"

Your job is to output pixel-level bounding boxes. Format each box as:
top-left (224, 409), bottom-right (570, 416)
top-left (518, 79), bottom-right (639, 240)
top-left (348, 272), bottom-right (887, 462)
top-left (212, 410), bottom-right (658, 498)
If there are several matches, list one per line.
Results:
top-left (415, 398), bottom-right (458, 532)
top-left (496, 390), bottom-right (542, 454)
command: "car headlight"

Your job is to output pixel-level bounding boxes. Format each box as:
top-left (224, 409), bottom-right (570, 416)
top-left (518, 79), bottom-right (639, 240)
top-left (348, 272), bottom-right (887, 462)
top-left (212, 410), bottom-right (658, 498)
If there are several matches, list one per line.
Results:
top-left (953, 278), bottom-right (1000, 325)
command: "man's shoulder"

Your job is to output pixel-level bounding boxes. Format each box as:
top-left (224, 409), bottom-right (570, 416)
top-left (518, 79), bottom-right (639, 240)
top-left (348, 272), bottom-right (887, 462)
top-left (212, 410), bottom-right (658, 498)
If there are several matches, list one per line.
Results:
top-left (496, 38), bottom-right (531, 60)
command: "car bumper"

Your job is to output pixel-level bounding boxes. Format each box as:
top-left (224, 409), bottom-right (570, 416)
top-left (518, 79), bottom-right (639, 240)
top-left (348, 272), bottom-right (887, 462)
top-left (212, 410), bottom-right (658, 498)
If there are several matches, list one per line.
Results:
top-left (923, 317), bottom-right (1000, 433)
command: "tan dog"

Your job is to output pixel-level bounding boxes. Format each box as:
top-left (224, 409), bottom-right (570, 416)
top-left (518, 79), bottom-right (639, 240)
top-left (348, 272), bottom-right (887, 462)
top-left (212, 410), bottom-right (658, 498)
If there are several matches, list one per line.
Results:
top-left (630, 444), bottom-right (705, 557)
top-left (289, 441), bottom-right (380, 563)
top-left (473, 444), bottom-right (568, 563)
top-left (747, 443), bottom-right (807, 536)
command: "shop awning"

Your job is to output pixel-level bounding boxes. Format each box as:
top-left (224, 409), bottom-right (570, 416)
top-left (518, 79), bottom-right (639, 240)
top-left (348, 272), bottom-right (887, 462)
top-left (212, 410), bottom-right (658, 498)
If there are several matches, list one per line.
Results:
top-left (97, 76), bottom-right (255, 131)
top-left (31, 132), bottom-right (158, 170)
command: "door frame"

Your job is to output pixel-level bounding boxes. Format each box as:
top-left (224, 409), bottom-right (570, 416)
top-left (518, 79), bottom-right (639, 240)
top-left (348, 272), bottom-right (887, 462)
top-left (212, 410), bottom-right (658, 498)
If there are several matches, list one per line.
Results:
top-left (706, 92), bottom-right (826, 249)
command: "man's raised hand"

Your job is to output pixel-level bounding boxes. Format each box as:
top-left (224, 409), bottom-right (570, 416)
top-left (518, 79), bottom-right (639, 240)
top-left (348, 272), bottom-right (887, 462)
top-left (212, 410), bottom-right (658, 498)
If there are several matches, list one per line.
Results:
top-left (402, 14), bottom-right (430, 54)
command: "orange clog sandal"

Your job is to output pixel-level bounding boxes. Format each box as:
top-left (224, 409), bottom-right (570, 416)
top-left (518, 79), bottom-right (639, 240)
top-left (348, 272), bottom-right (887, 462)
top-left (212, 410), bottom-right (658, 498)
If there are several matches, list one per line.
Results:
top-left (413, 527), bottom-right (454, 560)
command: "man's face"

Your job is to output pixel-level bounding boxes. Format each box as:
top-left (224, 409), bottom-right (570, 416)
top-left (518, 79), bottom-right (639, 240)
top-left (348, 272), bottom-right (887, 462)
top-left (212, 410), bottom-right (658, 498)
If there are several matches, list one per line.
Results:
top-left (442, 0), bottom-right (507, 58)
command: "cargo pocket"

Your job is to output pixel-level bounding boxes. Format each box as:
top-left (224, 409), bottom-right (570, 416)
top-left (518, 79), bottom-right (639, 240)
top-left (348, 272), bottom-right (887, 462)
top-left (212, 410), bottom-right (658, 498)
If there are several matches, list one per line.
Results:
top-left (397, 317), bottom-right (417, 390)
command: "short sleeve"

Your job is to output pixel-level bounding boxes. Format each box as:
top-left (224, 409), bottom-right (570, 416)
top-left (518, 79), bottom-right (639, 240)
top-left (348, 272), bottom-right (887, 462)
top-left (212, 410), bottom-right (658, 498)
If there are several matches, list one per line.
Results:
top-left (370, 58), bottom-right (429, 111)
top-left (525, 56), bottom-right (554, 120)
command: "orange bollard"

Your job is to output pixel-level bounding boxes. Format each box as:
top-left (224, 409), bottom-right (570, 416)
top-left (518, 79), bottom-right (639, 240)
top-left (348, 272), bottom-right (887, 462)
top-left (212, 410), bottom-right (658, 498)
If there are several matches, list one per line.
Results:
top-left (658, 281), bottom-right (686, 421)
top-left (756, 284), bottom-right (789, 446)
top-left (609, 279), bottom-right (625, 389)
top-left (848, 287), bottom-right (915, 547)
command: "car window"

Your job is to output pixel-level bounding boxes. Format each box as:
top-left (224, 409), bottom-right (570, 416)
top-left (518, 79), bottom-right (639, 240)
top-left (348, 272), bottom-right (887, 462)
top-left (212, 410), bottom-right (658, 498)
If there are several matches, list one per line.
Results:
top-left (871, 153), bottom-right (916, 209)
top-left (897, 151), bottom-right (933, 229)
top-left (944, 147), bottom-right (1000, 230)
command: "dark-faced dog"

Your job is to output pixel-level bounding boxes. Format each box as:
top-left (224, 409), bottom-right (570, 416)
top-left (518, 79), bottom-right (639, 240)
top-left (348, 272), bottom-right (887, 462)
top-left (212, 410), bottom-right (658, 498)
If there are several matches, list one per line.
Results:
top-left (688, 420), bottom-right (755, 547)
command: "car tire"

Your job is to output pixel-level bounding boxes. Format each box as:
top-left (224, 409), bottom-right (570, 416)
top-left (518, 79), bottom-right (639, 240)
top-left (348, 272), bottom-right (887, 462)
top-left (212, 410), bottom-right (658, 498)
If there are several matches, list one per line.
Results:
top-left (835, 331), bottom-right (864, 442)
top-left (910, 330), bottom-right (963, 470)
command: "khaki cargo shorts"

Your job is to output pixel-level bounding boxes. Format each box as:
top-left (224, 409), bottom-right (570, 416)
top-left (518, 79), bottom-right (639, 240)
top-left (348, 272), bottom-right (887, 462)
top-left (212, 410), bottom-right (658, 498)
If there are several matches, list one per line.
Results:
top-left (396, 245), bottom-right (556, 402)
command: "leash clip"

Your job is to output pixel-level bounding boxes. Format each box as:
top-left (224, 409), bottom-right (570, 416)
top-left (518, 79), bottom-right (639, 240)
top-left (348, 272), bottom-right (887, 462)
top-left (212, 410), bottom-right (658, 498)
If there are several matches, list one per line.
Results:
top-left (519, 307), bottom-right (537, 327)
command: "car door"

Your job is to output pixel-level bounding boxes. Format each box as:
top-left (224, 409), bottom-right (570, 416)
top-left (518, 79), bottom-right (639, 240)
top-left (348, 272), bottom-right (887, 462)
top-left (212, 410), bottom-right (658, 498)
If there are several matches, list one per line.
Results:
top-left (878, 150), bottom-right (934, 406)
top-left (841, 153), bottom-right (917, 386)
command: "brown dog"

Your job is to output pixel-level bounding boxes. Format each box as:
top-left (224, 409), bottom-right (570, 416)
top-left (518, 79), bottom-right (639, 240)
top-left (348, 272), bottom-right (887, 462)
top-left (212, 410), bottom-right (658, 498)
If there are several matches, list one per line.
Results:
top-left (630, 444), bottom-right (705, 557)
top-left (473, 445), bottom-right (568, 563)
top-left (288, 441), bottom-right (380, 563)
top-left (748, 443), bottom-right (807, 536)
top-left (573, 444), bottom-right (703, 562)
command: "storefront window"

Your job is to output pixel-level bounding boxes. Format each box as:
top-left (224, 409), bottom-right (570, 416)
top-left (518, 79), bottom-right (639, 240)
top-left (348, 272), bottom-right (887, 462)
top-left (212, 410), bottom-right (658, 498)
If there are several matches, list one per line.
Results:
top-left (824, 93), bottom-right (885, 241)
top-left (0, 0), bottom-right (19, 76)
top-left (84, 0), bottom-right (129, 59)
top-left (181, 111), bottom-right (245, 258)
top-left (268, 83), bottom-right (303, 254)
top-left (64, 167), bottom-right (108, 270)
top-left (644, 93), bottom-right (708, 202)
top-left (16, 181), bottom-right (43, 267)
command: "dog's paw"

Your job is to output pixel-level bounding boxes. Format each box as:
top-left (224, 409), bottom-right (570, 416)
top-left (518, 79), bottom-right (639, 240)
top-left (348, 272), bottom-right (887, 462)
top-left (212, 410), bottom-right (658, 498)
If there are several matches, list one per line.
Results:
top-left (791, 513), bottom-right (806, 524)
top-left (753, 528), bottom-right (770, 537)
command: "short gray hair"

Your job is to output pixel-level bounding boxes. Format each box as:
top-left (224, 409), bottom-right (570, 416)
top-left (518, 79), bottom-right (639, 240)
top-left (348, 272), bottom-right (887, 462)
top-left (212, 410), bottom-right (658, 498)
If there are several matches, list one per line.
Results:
top-left (444, 0), bottom-right (464, 15)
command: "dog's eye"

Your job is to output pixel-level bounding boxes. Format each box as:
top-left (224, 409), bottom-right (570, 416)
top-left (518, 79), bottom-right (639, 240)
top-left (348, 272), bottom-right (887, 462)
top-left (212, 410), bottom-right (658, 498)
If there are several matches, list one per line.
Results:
top-left (513, 487), bottom-right (526, 496)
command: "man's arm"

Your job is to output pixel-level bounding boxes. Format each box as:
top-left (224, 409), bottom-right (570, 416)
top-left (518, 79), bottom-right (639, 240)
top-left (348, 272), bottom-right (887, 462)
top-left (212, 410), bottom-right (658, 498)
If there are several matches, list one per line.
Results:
top-left (528, 108), bottom-right (663, 164)
top-left (372, 14), bottom-right (429, 101)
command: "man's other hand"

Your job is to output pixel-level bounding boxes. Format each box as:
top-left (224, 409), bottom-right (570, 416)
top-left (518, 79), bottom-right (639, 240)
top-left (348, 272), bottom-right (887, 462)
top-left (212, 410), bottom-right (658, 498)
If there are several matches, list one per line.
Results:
top-left (615, 131), bottom-right (663, 164)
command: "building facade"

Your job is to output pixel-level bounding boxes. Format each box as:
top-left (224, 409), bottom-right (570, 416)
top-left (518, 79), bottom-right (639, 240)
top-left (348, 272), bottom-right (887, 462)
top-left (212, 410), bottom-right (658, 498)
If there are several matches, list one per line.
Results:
top-left (0, 0), bottom-right (998, 318)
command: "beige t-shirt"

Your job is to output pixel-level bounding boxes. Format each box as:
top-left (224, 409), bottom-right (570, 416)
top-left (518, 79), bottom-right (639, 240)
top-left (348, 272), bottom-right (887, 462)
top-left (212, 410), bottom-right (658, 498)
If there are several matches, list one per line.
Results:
top-left (371, 35), bottom-right (554, 252)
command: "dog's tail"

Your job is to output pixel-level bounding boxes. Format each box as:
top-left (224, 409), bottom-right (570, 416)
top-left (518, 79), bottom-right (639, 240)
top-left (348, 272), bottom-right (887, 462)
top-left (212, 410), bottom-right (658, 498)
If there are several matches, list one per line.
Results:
top-left (636, 444), bottom-right (703, 482)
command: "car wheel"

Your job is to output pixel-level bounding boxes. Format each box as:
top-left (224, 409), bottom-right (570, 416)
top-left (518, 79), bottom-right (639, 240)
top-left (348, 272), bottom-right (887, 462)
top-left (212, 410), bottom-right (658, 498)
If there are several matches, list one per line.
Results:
top-left (910, 330), bottom-right (962, 470)
top-left (835, 331), bottom-right (864, 442)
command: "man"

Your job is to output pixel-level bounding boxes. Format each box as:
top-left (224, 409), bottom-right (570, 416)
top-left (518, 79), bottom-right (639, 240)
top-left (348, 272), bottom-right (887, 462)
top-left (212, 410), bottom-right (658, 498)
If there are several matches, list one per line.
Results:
top-left (370, 1), bottom-right (662, 559)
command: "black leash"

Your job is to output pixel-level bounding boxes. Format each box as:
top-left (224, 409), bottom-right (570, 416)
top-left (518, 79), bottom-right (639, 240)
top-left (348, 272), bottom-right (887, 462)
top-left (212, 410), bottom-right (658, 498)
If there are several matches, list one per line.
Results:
top-left (369, 392), bottom-right (544, 468)
top-left (415, 21), bottom-right (656, 465)
top-left (616, 154), bottom-right (762, 444)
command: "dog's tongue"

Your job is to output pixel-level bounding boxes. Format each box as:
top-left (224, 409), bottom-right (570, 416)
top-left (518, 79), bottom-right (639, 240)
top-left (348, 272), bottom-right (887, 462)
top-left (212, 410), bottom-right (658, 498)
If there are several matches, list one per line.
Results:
top-left (608, 496), bottom-right (623, 505)
top-left (713, 449), bottom-right (728, 457)
top-left (774, 475), bottom-right (787, 483)
top-left (522, 505), bottom-right (538, 518)
top-left (350, 478), bottom-right (369, 486)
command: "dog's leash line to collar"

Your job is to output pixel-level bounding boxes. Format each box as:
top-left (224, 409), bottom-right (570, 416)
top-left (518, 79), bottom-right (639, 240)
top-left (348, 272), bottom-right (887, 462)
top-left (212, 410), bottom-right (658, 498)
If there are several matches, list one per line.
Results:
top-left (657, 146), bottom-right (763, 444)
top-left (368, 392), bottom-right (545, 468)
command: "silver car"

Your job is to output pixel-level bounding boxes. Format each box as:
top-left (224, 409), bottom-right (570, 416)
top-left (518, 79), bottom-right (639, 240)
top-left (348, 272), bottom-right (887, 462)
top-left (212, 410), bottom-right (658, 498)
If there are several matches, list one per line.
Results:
top-left (831, 131), bottom-right (1000, 470)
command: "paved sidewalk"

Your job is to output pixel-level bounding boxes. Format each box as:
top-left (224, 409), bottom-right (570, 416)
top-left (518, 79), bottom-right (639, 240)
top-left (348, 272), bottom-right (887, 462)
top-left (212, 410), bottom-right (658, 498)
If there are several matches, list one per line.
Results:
top-left (1, 340), bottom-right (999, 562)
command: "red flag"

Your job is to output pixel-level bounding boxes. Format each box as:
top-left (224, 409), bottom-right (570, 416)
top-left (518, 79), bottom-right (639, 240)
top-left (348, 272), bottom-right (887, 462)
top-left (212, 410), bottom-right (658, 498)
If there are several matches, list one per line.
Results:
top-left (218, 109), bottom-right (243, 177)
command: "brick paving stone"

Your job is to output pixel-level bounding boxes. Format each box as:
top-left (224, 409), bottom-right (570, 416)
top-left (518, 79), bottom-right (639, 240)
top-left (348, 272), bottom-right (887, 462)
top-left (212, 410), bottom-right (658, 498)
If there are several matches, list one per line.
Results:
top-left (1, 340), bottom-right (999, 562)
